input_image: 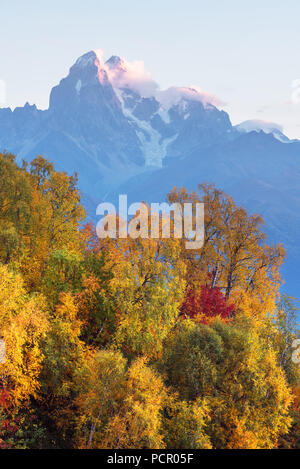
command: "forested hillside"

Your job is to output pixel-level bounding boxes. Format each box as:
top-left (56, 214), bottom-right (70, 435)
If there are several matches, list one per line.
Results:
top-left (0, 151), bottom-right (299, 449)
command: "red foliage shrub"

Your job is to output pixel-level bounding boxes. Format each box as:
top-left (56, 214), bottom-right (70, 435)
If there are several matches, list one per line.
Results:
top-left (181, 285), bottom-right (234, 323)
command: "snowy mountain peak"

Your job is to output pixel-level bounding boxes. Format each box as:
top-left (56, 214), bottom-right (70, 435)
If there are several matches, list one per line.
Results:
top-left (74, 50), bottom-right (98, 69)
top-left (0, 49), bottom-right (299, 299)
top-left (105, 55), bottom-right (126, 70)
top-left (46, 50), bottom-right (233, 170)
top-left (68, 50), bottom-right (224, 112)
top-left (235, 119), bottom-right (291, 143)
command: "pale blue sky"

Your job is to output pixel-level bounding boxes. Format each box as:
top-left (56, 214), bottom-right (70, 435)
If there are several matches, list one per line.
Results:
top-left (1, 0), bottom-right (300, 137)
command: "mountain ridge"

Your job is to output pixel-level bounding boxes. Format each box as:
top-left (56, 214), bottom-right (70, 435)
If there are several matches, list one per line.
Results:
top-left (0, 50), bottom-right (299, 297)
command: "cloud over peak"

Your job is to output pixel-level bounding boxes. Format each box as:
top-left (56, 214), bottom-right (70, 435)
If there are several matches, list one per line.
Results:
top-left (104, 54), bottom-right (159, 97)
top-left (156, 86), bottom-right (224, 110)
top-left (90, 49), bottom-right (222, 109)
top-left (236, 119), bottom-right (284, 134)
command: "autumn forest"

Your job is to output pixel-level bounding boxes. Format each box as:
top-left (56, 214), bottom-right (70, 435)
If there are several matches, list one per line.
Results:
top-left (0, 151), bottom-right (299, 449)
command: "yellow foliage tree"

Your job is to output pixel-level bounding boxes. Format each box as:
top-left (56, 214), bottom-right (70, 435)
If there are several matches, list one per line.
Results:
top-left (162, 394), bottom-right (212, 449)
top-left (75, 349), bottom-right (127, 448)
top-left (0, 264), bottom-right (48, 405)
top-left (101, 235), bottom-right (186, 358)
top-left (101, 357), bottom-right (166, 449)
top-left (168, 184), bottom-right (284, 302)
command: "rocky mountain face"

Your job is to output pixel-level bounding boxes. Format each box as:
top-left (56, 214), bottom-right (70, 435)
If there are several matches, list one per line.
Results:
top-left (0, 50), bottom-right (299, 297)
top-left (0, 51), bottom-right (236, 194)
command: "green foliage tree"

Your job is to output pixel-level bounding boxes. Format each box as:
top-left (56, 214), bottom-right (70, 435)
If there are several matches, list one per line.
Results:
top-left (159, 318), bottom-right (292, 448)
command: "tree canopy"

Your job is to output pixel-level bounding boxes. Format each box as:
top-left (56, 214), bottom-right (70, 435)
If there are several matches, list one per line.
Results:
top-left (0, 152), bottom-right (298, 449)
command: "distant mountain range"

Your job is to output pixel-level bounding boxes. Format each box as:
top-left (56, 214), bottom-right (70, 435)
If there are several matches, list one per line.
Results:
top-left (0, 50), bottom-right (299, 298)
